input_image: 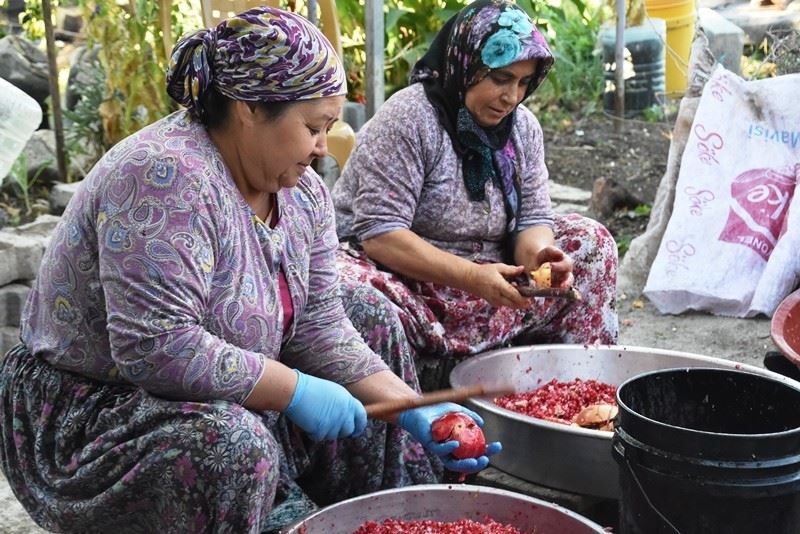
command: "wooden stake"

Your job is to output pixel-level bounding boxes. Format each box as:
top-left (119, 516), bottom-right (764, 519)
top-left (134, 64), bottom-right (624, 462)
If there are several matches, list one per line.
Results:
top-left (41, 0), bottom-right (68, 181)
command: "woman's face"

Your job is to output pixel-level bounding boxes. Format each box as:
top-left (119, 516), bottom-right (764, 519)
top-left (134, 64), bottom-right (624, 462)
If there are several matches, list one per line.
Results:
top-left (230, 95), bottom-right (345, 195)
top-left (464, 58), bottom-right (539, 128)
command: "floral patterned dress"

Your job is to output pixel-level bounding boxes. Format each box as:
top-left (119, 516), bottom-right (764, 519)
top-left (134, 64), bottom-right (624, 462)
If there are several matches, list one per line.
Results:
top-left (0, 111), bottom-right (440, 533)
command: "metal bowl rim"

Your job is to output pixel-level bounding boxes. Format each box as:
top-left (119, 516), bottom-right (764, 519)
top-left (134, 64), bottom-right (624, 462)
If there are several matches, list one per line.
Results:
top-left (282, 483), bottom-right (605, 532)
top-left (451, 344), bottom-right (800, 441)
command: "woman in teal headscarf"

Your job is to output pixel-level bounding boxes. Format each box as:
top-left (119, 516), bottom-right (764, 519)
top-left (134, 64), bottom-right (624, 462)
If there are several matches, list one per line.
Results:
top-left (334, 0), bottom-right (618, 385)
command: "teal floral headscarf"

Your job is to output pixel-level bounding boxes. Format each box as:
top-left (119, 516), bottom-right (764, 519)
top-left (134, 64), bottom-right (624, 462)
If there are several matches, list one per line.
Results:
top-left (410, 0), bottom-right (553, 231)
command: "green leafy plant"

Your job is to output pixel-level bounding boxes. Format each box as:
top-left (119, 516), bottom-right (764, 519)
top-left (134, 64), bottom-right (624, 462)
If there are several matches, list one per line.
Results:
top-left (7, 153), bottom-right (51, 216)
top-left (63, 50), bottom-right (106, 178)
top-left (517, 0), bottom-right (606, 124)
top-left (337, 0), bottom-right (468, 101)
top-left (75, 0), bottom-right (202, 147)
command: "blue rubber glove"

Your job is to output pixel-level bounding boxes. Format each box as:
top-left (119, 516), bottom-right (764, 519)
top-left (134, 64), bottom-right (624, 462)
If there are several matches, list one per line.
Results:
top-left (284, 370), bottom-right (367, 442)
top-left (398, 402), bottom-right (502, 474)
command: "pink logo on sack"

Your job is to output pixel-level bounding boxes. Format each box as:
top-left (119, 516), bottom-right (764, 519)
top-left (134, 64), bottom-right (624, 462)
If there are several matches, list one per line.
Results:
top-left (719, 167), bottom-right (796, 260)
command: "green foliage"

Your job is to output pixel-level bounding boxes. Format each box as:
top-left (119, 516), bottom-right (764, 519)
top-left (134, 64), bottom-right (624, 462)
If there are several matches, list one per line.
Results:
top-left (17, 0), bottom-right (53, 41)
top-left (8, 153), bottom-right (50, 215)
top-left (76, 0), bottom-right (202, 147)
top-left (335, 0), bottom-right (606, 122)
top-left (642, 104), bottom-right (665, 123)
top-left (616, 233), bottom-right (632, 257)
top-left (517, 0), bottom-right (606, 123)
top-left (63, 51), bottom-right (106, 177)
top-left (337, 0), bottom-right (467, 101)
top-left (633, 203), bottom-right (651, 216)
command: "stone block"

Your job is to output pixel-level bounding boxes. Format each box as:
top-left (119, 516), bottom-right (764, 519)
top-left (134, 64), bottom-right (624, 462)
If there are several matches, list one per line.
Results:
top-left (0, 326), bottom-right (20, 357)
top-left (50, 182), bottom-right (82, 213)
top-left (715, 1), bottom-right (800, 46)
top-left (0, 233), bottom-right (44, 285)
top-left (0, 283), bottom-right (30, 327)
top-left (548, 182), bottom-right (592, 204)
top-left (553, 202), bottom-right (591, 216)
top-left (699, 8), bottom-right (746, 74)
top-left (0, 216), bottom-right (55, 286)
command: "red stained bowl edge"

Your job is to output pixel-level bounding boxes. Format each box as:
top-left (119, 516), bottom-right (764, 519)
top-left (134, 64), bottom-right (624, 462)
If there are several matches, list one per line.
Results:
top-left (772, 288), bottom-right (800, 366)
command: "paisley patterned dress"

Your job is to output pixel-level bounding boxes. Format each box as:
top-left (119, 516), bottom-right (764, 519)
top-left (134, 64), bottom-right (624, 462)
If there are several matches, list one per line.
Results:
top-left (0, 111), bottom-right (439, 533)
top-left (333, 84), bottom-right (619, 384)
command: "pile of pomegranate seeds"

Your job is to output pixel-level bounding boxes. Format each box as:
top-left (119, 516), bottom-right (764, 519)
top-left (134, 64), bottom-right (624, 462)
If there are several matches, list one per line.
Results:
top-left (353, 518), bottom-right (526, 533)
top-left (495, 378), bottom-right (617, 424)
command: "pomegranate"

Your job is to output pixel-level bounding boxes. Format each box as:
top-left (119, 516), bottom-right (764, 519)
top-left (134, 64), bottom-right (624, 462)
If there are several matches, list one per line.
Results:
top-left (431, 412), bottom-right (487, 459)
top-left (353, 517), bottom-right (523, 533)
top-left (495, 378), bottom-right (617, 426)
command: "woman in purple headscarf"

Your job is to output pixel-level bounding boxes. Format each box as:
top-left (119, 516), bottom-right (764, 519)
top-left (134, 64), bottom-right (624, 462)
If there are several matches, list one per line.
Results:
top-left (0, 7), bottom-right (499, 533)
top-left (334, 0), bottom-right (618, 385)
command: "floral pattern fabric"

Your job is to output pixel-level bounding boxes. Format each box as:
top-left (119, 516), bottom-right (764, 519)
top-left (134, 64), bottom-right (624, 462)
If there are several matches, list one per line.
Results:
top-left (1, 110), bottom-right (440, 532)
top-left (338, 214), bottom-right (619, 361)
top-left (0, 342), bottom-right (439, 533)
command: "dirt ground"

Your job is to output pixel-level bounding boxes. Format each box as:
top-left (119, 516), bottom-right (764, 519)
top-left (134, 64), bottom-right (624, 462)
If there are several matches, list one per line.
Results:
top-left (540, 112), bottom-right (783, 369)
top-left (543, 113), bottom-right (673, 252)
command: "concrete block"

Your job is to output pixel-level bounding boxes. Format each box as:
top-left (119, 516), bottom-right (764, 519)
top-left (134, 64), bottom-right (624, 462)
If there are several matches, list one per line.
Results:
top-left (552, 202), bottom-right (591, 216)
top-left (50, 182), bottom-right (82, 213)
top-left (715, 1), bottom-right (800, 46)
top-left (548, 182), bottom-right (592, 204)
top-left (0, 231), bottom-right (48, 286)
top-left (0, 283), bottom-right (30, 327)
top-left (699, 8), bottom-right (746, 74)
top-left (0, 326), bottom-right (20, 357)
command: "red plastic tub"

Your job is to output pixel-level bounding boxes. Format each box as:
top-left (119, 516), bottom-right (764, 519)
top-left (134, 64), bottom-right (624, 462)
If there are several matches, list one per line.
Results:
top-left (772, 289), bottom-right (800, 366)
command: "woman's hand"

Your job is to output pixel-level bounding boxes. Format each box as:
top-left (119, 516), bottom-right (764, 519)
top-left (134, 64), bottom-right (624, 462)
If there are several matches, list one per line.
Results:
top-left (284, 370), bottom-right (367, 441)
top-left (398, 402), bottom-right (502, 474)
top-left (533, 246), bottom-right (574, 288)
top-left (466, 263), bottom-right (530, 308)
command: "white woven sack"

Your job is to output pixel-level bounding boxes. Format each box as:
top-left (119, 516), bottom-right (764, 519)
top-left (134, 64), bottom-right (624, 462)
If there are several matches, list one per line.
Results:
top-left (644, 65), bottom-right (800, 317)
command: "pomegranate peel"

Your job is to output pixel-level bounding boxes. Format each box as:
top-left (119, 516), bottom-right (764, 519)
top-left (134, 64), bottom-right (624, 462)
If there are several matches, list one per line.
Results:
top-left (431, 412), bottom-right (487, 459)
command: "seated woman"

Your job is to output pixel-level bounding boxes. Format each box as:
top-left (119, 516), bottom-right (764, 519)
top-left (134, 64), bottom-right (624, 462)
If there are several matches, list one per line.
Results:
top-left (333, 0), bottom-right (618, 379)
top-left (0, 8), bottom-right (498, 533)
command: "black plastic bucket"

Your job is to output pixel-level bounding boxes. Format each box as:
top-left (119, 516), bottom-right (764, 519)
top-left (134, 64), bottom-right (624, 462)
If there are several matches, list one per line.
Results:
top-left (600, 18), bottom-right (666, 117)
top-left (613, 368), bottom-right (800, 533)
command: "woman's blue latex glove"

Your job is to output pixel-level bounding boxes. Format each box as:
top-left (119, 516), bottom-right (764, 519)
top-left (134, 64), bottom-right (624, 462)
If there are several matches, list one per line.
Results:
top-left (398, 402), bottom-right (502, 474)
top-left (284, 370), bottom-right (367, 442)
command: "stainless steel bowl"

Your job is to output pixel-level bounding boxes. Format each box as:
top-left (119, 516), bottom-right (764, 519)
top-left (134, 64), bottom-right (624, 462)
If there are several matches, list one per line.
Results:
top-left (449, 344), bottom-right (798, 499)
top-left (282, 484), bottom-right (606, 533)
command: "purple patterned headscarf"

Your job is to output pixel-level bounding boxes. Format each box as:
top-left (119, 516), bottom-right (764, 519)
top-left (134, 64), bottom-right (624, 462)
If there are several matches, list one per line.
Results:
top-left (166, 7), bottom-right (346, 119)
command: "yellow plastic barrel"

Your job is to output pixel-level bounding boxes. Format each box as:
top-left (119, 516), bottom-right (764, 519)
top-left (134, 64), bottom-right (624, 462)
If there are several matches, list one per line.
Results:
top-left (644, 0), bottom-right (696, 95)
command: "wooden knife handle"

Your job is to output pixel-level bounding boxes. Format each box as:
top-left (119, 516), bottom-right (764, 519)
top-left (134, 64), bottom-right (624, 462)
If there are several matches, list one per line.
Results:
top-left (365, 384), bottom-right (514, 420)
top-left (516, 286), bottom-right (582, 301)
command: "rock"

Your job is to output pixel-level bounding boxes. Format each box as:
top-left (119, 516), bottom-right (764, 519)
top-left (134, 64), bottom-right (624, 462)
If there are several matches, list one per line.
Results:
top-left (21, 129), bottom-right (60, 185)
top-left (50, 182), bottom-right (82, 214)
top-left (65, 45), bottom-right (103, 111)
top-left (548, 182), bottom-right (592, 204)
top-left (590, 177), bottom-right (643, 218)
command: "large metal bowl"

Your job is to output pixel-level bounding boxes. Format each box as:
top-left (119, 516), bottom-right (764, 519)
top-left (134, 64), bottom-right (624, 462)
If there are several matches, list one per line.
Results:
top-left (282, 484), bottom-right (606, 533)
top-left (449, 344), bottom-right (799, 499)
